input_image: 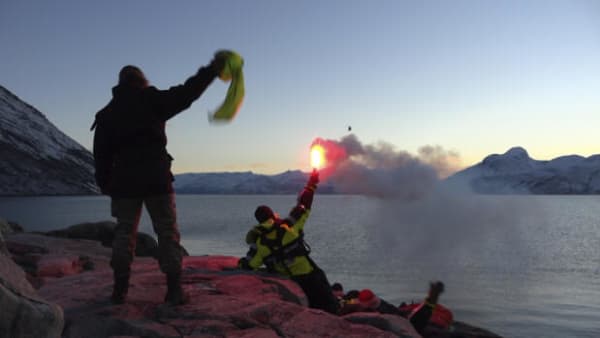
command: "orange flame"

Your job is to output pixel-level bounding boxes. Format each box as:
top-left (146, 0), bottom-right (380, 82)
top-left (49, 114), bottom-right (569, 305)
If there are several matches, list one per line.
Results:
top-left (310, 144), bottom-right (326, 169)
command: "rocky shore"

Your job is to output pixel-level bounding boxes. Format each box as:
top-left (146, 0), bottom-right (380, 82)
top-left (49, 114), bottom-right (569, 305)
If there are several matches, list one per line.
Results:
top-left (0, 219), bottom-right (503, 338)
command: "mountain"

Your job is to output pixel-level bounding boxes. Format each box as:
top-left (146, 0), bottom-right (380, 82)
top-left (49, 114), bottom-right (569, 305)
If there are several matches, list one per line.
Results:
top-left (0, 85), bottom-right (98, 195)
top-left (446, 147), bottom-right (600, 194)
top-left (174, 170), bottom-right (335, 194)
top-left (176, 147), bottom-right (600, 195)
top-left (7, 83), bottom-right (594, 196)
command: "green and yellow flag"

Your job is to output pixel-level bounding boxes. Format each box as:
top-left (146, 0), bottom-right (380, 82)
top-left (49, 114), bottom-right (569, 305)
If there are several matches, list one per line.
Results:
top-left (210, 51), bottom-right (244, 122)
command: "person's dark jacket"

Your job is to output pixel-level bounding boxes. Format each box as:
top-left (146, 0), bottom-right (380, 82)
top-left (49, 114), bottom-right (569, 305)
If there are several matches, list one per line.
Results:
top-left (377, 299), bottom-right (404, 315)
top-left (93, 66), bottom-right (217, 198)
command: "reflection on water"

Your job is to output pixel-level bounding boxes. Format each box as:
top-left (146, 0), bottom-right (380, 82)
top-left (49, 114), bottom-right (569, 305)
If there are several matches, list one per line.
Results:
top-left (1, 194), bottom-right (599, 338)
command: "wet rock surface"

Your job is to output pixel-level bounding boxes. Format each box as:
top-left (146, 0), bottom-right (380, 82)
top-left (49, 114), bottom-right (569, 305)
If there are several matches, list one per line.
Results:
top-left (3, 232), bottom-right (503, 338)
top-left (38, 256), bottom-right (404, 338)
top-left (0, 232), bottom-right (64, 338)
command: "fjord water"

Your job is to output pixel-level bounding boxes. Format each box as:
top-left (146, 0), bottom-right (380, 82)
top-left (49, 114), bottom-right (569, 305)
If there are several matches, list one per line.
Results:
top-left (1, 195), bottom-right (598, 338)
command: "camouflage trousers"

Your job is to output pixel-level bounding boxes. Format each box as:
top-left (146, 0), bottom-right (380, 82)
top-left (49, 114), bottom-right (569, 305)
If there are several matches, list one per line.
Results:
top-left (110, 194), bottom-right (182, 278)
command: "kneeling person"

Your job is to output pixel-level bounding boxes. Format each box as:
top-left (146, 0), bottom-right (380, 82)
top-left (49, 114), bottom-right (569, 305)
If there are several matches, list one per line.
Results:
top-left (239, 171), bottom-right (338, 314)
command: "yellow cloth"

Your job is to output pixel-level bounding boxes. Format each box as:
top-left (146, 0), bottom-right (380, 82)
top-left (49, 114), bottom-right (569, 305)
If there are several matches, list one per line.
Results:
top-left (210, 51), bottom-right (244, 122)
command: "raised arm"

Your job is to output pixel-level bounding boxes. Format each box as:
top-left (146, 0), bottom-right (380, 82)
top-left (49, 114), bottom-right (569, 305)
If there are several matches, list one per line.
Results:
top-left (153, 53), bottom-right (227, 120)
top-left (298, 170), bottom-right (319, 209)
top-left (286, 170), bottom-right (319, 233)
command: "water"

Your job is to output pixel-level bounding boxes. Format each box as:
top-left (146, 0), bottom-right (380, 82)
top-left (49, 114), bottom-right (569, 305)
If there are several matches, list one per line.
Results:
top-left (1, 195), bottom-right (599, 338)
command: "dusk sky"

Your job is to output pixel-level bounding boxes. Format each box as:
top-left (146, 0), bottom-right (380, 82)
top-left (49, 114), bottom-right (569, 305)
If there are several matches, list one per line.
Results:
top-left (1, 0), bottom-right (599, 174)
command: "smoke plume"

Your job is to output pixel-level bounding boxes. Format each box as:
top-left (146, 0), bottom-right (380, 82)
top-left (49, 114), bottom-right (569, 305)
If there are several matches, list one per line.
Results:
top-left (311, 134), bottom-right (534, 274)
top-left (312, 134), bottom-right (461, 199)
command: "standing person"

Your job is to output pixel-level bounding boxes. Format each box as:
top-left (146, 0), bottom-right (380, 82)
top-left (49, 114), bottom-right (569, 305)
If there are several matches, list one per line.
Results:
top-left (238, 171), bottom-right (339, 314)
top-left (92, 53), bottom-right (226, 305)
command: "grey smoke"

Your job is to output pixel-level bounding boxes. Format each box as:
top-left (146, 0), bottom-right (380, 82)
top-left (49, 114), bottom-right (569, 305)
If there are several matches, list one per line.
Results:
top-left (318, 134), bottom-right (535, 271)
top-left (318, 134), bottom-right (460, 200)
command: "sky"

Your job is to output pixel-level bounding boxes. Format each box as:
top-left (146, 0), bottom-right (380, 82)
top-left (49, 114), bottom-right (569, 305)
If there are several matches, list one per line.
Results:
top-left (1, 0), bottom-right (599, 174)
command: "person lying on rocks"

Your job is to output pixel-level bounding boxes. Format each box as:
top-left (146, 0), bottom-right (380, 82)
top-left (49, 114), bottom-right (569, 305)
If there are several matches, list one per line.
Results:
top-left (343, 289), bottom-right (360, 303)
top-left (331, 282), bottom-right (345, 300)
top-left (339, 281), bottom-right (445, 334)
top-left (339, 288), bottom-right (404, 316)
top-left (238, 170), bottom-right (339, 314)
top-left (402, 281), bottom-right (447, 334)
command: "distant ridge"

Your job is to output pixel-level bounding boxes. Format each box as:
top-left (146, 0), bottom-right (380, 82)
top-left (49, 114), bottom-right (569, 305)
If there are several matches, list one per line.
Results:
top-left (0, 85), bottom-right (97, 195)
top-left (174, 170), bottom-right (336, 194)
top-left (3, 85), bottom-right (594, 196)
top-left (446, 147), bottom-right (600, 194)
top-left (176, 147), bottom-right (600, 195)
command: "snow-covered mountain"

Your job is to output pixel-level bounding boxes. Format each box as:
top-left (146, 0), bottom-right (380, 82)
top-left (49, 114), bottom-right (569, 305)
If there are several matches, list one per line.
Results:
top-left (177, 147), bottom-right (600, 195)
top-left (7, 83), bottom-right (594, 196)
top-left (0, 85), bottom-right (97, 195)
top-left (174, 170), bottom-right (335, 194)
top-left (447, 147), bottom-right (600, 194)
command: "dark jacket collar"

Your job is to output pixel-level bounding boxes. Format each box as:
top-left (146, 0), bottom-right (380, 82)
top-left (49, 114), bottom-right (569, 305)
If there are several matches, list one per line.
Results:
top-left (112, 84), bottom-right (144, 98)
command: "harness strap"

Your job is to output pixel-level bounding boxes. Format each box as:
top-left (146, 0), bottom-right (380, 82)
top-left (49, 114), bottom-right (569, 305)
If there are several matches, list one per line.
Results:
top-left (261, 225), bottom-right (310, 274)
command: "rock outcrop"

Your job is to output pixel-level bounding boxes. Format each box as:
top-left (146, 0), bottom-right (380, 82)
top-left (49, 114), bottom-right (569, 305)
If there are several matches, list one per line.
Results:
top-left (3, 233), bottom-right (503, 338)
top-left (43, 221), bottom-right (188, 258)
top-left (41, 256), bottom-right (410, 338)
top-left (0, 218), bottom-right (24, 237)
top-left (0, 233), bottom-right (64, 338)
top-left (0, 217), bottom-right (23, 255)
top-left (6, 233), bottom-right (110, 289)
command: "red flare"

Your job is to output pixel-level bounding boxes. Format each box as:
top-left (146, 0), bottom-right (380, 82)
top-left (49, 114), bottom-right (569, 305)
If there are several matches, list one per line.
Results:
top-left (311, 137), bottom-right (348, 169)
top-left (310, 144), bottom-right (325, 169)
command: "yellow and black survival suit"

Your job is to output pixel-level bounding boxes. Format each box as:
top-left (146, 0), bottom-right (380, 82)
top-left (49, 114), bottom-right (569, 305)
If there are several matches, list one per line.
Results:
top-left (239, 171), bottom-right (339, 314)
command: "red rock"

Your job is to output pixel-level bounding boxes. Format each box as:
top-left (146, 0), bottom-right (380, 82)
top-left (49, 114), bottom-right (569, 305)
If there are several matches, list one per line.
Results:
top-left (183, 255), bottom-right (240, 271)
top-left (225, 328), bottom-right (281, 338)
top-left (0, 248), bottom-right (64, 337)
top-left (37, 254), bottom-right (83, 277)
top-left (6, 241), bottom-right (48, 255)
top-left (3, 234), bottom-right (502, 338)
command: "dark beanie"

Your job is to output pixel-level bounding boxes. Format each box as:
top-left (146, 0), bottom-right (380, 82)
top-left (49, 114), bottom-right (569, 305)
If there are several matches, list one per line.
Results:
top-left (254, 205), bottom-right (274, 223)
top-left (118, 65), bottom-right (148, 88)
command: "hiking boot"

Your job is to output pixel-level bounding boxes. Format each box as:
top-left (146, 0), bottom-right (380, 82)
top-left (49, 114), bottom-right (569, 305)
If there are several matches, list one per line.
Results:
top-left (164, 273), bottom-right (189, 305)
top-left (111, 275), bottom-right (129, 304)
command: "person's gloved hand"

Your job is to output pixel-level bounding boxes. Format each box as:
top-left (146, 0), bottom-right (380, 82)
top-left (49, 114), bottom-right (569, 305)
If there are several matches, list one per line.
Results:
top-left (306, 170), bottom-right (319, 189)
top-left (238, 257), bottom-right (251, 270)
top-left (210, 50), bottom-right (229, 75)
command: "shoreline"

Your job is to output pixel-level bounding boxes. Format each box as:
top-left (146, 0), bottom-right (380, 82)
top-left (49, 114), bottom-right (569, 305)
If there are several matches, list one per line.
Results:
top-left (0, 221), bottom-right (504, 338)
